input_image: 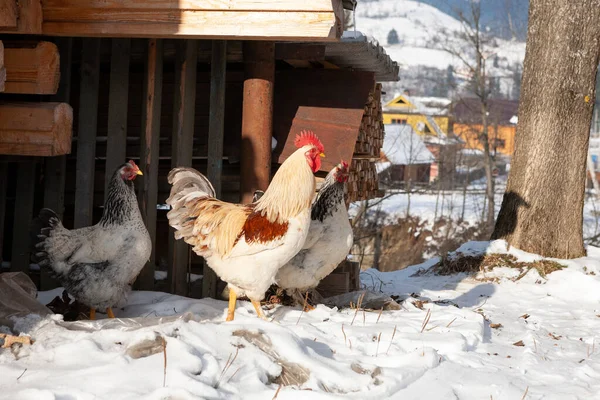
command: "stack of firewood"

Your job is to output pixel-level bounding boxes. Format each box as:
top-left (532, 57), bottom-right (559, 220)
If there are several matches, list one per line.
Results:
top-left (346, 83), bottom-right (385, 203)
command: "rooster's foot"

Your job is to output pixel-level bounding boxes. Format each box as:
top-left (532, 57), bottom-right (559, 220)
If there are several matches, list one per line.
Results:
top-left (89, 308), bottom-right (96, 320)
top-left (226, 288), bottom-right (237, 321)
top-left (106, 308), bottom-right (115, 318)
top-left (251, 300), bottom-right (269, 321)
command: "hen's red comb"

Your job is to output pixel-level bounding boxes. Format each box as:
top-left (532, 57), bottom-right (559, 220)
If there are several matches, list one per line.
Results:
top-left (339, 160), bottom-right (349, 171)
top-left (128, 159), bottom-right (138, 168)
top-left (294, 130), bottom-right (324, 153)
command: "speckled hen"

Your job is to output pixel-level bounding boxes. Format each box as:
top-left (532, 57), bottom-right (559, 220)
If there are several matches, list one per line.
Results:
top-left (34, 160), bottom-right (151, 320)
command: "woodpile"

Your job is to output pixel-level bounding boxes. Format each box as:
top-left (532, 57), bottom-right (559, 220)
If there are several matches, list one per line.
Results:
top-left (347, 83), bottom-right (385, 203)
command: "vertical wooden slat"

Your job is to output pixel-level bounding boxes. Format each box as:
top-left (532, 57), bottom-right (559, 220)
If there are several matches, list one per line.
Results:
top-left (136, 38), bottom-right (163, 290)
top-left (105, 38), bottom-right (131, 198)
top-left (41, 37), bottom-right (72, 289)
top-left (74, 38), bottom-right (101, 228)
top-left (202, 40), bottom-right (227, 299)
top-left (169, 39), bottom-right (198, 296)
top-left (11, 162), bottom-right (36, 272)
top-left (240, 41), bottom-right (275, 204)
top-left (0, 163), bottom-right (6, 264)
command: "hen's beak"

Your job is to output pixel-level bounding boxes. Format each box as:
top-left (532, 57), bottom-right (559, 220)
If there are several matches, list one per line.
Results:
top-left (136, 169), bottom-right (143, 176)
top-left (319, 153), bottom-right (325, 158)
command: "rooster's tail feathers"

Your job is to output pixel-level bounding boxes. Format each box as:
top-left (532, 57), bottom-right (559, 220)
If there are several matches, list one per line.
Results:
top-left (167, 167), bottom-right (215, 207)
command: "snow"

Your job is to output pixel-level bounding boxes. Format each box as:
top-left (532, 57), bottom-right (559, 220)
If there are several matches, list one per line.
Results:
top-left (2, 240), bottom-right (600, 399)
top-left (380, 125), bottom-right (436, 166)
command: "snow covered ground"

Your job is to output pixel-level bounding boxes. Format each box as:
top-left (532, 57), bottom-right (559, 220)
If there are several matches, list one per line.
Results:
top-left (1, 241), bottom-right (600, 399)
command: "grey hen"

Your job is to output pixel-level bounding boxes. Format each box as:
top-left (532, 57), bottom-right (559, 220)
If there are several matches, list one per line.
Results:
top-left (33, 160), bottom-right (151, 320)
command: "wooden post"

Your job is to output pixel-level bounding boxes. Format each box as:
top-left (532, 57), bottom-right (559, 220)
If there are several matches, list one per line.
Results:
top-left (74, 38), bottom-right (100, 228)
top-left (169, 39), bottom-right (197, 296)
top-left (105, 38), bottom-right (131, 198)
top-left (41, 38), bottom-right (72, 289)
top-left (240, 41), bottom-right (274, 204)
top-left (0, 163), bottom-right (6, 264)
top-left (11, 162), bottom-right (36, 272)
top-left (202, 40), bottom-right (227, 299)
top-left (136, 39), bottom-right (163, 290)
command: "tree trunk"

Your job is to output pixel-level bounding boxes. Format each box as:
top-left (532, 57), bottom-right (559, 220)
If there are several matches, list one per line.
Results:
top-left (492, 0), bottom-right (600, 258)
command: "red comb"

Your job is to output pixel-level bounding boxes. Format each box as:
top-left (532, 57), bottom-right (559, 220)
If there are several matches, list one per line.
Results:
top-left (294, 130), bottom-right (324, 153)
top-left (340, 160), bottom-right (349, 170)
top-left (128, 160), bottom-right (138, 168)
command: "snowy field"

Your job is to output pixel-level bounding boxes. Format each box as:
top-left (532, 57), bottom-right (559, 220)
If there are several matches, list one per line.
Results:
top-left (1, 240), bottom-right (600, 399)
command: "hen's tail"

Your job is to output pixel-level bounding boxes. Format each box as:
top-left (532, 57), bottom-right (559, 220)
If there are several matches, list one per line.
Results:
top-left (30, 208), bottom-right (63, 267)
top-left (166, 167), bottom-right (216, 237)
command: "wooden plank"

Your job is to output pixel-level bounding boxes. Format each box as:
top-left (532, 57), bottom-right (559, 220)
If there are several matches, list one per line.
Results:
top-left (275, 43), bottom-right (326, 61)
top-left (0, 40), bottom-right (5, 92)
top-left (169, 39), bottom-right (197, 296)
top-left (0, 163), bottom-right (6, 264)
top-left (104, 38), bottom-right (131, 198)
top-left (2, 41), bottom-right (60, 94)
top-left (11, 162), bottom-right (36, 273)
top-left (43, 0), bottom-right (337, 12)
top-left (136, 39), bottom-right (163, 290)
top-left (41, 38), bottom-right (72, 290)
top-left (41, 4), bottom-right (343, 40)
top-left (0, 102), bottom-right (73, 156)
top-left (202, 40), bottom-right (227, 299)
top-left (74, 39), bottom-right (101, 229)
top-left (0, 0), bottom-right (18, 29)
top-left (0, 0), bottom-right (42, 34)
top-left (272, 69), bottom-right (375, 172)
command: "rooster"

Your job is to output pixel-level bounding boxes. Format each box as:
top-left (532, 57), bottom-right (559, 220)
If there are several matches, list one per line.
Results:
top-left (33, 160), bottom-right (151, 320)
top-left (166, 131), bottom-right (325, 321)
top-left (256, 161), bottom-right (353, 308)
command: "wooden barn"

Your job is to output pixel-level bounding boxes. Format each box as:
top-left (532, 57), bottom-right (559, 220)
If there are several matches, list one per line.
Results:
top-left (0, 0), bottom-right (399, 299)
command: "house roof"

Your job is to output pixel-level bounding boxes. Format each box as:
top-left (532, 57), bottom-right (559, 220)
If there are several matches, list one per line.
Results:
top-left (452, 98), bottom-right (519, 126)
top-left (322, 32), bottom-right (400, 82)
top-left (380, 125), bottom-right (435, 166)
top-left (383, 94), bottom-right (451, 115)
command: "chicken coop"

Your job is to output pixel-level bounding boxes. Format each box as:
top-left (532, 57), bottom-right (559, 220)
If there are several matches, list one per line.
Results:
top-left (0, 0), bottom-right (398, 299)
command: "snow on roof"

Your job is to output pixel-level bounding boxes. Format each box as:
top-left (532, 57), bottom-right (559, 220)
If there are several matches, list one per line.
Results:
top-left (380, 124), bottom-right (435, 165)
top-left (383, 93), bottom-right (451, 116)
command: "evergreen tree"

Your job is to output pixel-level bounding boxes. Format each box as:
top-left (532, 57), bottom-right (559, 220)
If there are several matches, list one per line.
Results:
top-left (387, 29), bottom-right (400, 45)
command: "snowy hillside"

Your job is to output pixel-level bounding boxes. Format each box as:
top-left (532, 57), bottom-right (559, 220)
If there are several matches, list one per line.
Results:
top-left (1, 241), bottom-right (600, 399)
top-left (355, 0), bottom-right (526, 98)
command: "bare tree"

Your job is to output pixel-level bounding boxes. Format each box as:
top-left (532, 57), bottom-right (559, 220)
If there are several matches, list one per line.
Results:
top-left (434, 0), bottom-right (497, 230)
top-left (492, 0), bottom-right (600, 258)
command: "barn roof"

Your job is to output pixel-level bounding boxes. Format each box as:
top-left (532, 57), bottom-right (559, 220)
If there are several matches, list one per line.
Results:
top-left (452, 98), bottom-right (519, 126)
top-left (381, 125), bottom-right (435, 166)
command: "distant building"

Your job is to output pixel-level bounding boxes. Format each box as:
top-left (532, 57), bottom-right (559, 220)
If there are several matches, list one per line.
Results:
top-left (377, 125), bottom-right (436, 187)
top-left (382, 93), bottom-right (451, 136)
top-left (451, 98), bottom-right (519, 157)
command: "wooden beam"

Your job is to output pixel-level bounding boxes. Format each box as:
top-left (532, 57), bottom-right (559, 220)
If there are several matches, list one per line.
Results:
top-left (11, 162), bottom-right (36, 273)
top-left (240, 41), bottom-right (275, 204)
top-left (41, 38), bottom-right (72, 290)
top-left (2, 41), bottom-right (60, 94)
top-left (0, 0), bottom-right (42, 34)
top-left (136, 39), bottom-right (163, 290)
top-left (275, 43), bottom-right (326, 61)
top-left (0, 102), bottom-right (73, 156)
top-left (169, 39), bottom-right (197, 296)
top-left (105, 38), bottom-right (131, 198)
top-left (202, 40), bottom-right (227, 299)
top-left (0, 163), bottom-right (6, 264)
top-left (41, 0), bottom-right (343, 40)
top-left (0, 40), bottom-right (5, 92)
top-left (74, 38), bottom-right (101, 228)
top-left (0, 1), bottom-right (18, 30)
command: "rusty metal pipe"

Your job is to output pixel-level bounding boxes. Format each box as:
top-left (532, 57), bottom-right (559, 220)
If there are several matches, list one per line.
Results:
top-left (240, 41), bottom-right (275, 204)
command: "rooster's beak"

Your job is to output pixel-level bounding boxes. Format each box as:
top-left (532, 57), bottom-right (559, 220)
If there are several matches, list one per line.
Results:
top-left (136, 170), bottom-right (144, 176)
top-left (319, 153), bottom-right (325, 158)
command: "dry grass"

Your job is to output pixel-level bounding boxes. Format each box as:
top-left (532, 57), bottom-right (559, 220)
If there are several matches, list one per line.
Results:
top-left (431, 253), bottom-right (565, 280)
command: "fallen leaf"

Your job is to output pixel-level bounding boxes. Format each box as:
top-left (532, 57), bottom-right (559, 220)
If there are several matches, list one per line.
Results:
top-left (519, 314), bottom-right (530, 320)
top-left (490, 323), bottom-right (503, 329)
top-left (513, 340), bottom-right (525, 347)
top-left (548, 332), bottom-right (562, 340)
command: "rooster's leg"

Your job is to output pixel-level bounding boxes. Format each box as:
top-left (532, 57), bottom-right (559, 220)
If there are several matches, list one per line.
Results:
top-left (226, 288), bottom-right (237, 321)
top-left (251, 300), bottom-right (268, 321)
top-left (106, 308), bottom-right (115, 318)
top-left (89, 308), bottom-right (96, 320)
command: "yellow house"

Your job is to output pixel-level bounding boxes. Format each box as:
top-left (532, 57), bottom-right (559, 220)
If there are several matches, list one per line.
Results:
top-left (382, 94), bottom-right (451, 137)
